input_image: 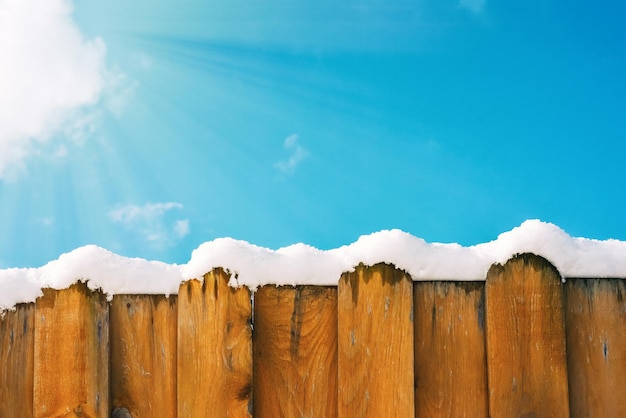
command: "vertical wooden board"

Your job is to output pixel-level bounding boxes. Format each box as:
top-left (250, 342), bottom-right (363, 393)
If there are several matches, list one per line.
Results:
top-left (565, 279), bottom-right (626, 417)
top-left (338, 263), bottom-right (414, 418)
top-left (485, 253), bottom-right (569, 418)
top-left (34, 282), bottom-right (109, 418)
top-left (177, 269), bottom-right (253, 417)
top-left (413, 282), bottom-right (488, 418)
top-left (110, 294), bottom-right (177, 417)
top-left (253, 285), bottom-right (338, 418)
top-left (0, 303), bottom-right (35, 417)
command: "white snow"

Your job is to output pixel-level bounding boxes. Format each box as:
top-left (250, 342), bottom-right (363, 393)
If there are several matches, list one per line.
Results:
top-left (0, 246), bottom-right (183, 311)
top-left (2, 220), bottom-right (626, 311)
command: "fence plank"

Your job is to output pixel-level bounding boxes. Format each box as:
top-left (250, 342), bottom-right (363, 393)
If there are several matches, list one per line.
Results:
top-left (253, 285), bottom-right (338, 418)
top-left (566, 279), bottom-right (626, 417)
top-left (0, 303), bottom-right (35, 417)
top-left (177, 269), bottom-right (253, 417)
top-left (413, 282), bottom-right (488, 418)
top-left (110, 294), bottom-right (177, 417)
top-left (485, 253), bottom-right (569, 418)
top-left (33, 282), bottom-right (109, 418)
top-left (338, 263), bottom-right (414, 418)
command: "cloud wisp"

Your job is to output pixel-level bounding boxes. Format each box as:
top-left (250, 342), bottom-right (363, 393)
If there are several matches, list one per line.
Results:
top-left (0, 0), bottom-right (125, 178)
top-left (108, 202), bottom-right (190, 248)
top-left (274, 134), bottom-right (309, 175)
top-left (458, 0), bottom-right (486, 14)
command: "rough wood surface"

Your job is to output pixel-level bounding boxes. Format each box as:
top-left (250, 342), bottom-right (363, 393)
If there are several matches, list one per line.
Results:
top-left (177, 269), bottom-right (253, 417)
top-left (253, 285), bottom-right (338, 418)
top-left (0, 303), bottom-right (35, 417)
top-left (110, 294), bottom-right (178, 417)
top-left (413, 282), bottom-right (488, 418)
top-left (338, 263), bottom-right (414, 418)
top-left (566, 278), bottom-right (626, 417)
top-left (485, 253), bottom-right (569, 418)
top-left (33, 282), bottom-right (109, 418)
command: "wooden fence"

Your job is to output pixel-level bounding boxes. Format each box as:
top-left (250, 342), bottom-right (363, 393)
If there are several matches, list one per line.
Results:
top-left (1, 253), bottom-right (625, 417)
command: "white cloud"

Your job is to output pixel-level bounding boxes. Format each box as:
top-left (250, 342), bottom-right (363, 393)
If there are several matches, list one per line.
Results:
top-left (274, 134), bottom-right (309, 174)
top-left (459, 0), bottom-right (485, 14)
top-left (0, 0), bottom-right (124, 178)
top-left (108, 202), bottom-right (190, 248)
top-left (103, 67), bottom-right (137, 117)
top-left (108, 202), bottom-right (183, 224)
top-left (36, 217), bottom-right (54, 227)
top-left (174, 220), bottom-right (190, 238)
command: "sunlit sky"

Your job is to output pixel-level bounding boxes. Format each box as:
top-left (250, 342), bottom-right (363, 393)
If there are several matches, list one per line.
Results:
top-left (1, 0), bottom-right (625, 268)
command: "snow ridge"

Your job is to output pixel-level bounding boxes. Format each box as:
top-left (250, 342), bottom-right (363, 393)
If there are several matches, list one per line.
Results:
top-left (2, 220), bottom-right (626, 311)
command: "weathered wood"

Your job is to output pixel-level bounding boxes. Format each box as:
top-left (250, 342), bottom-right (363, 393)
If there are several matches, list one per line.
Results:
top-left (485, 253), bottom-right (569, 418)
top-left (0, 303), bottom-right (35, 417)
top-left (565, 279), bottom-right (626, 417)
top-left (34, 282), bottom-right (109, 417)
top-left (338, 263), bottom-right (414, 418)
top-left (413, 282), bottom-right (488, 418)
top-left (110, 294), bottom-right (178, 417)
top-left (177, 269), bottom-right (253, 417)
top-left (253, 285), bottom-right (338, 418)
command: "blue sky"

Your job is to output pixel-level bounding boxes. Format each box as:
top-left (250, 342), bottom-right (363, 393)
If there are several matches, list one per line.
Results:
top-left (1, 0), bottom-right (625, 268)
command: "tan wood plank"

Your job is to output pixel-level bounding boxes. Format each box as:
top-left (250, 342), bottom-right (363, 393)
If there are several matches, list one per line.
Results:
top-left (413, 281), bottom-right (488, 418)
top-left (338, 263), bottom-right (414, 418)
top-left (485, 253), bottom-right (569, 418)
top-left (110, 294), bottom-right (177, 417)
top-left (253, 285), bottom-right (338, 418)
top-left (566, 278), bottom-right (626, 417)
top-left (33, 282), bottom-right (109, 418)
top-left (0, 303), bottom-right (35, 417)
top-left (177, 268), bottom-right (253, 417)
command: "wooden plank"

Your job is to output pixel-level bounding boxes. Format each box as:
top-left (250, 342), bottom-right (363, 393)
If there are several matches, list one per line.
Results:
top-left (413, 281), bottom-right (488, 418)
top-left (177, 268), bottom-right (253, 417)
top-left (34, 282), bottom-right (109, 418)
top-left (0, 303), bottom-right (35, 417)
top-left (565, 278), bottom-right (626, 417)
top-left (110, 294), bottom-right (178, 417)
top-left (485, 253), bottom-right (569, 418)
top-left (338, 263), bottom-right (414, 418)
top-left (253, 285), bottom-right (338, 418)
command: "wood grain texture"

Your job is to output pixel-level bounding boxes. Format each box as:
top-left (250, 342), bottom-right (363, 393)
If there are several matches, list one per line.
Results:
top-left (177, 269), bottom-right (253, 417)
top-left (413, 282), bottom-right (488, 418)
top-left (34, 282), bottom-right (109, 418)
top-left (110, 294), bottom-right (177, 417)
top-left (253, 285), bottom-right (338, 418)
top-left (0, 303), bottom-right (35, 418)
top-left (338, 263), bottom-right (414, 418)
top-left (485, 253), bottom-right (569, 418)
top-left (565, 279), bottom-right (626, 417)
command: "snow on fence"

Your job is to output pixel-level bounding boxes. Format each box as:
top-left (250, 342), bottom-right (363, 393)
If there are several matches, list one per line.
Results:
top-left (1, 253), bottom-right (625, 417)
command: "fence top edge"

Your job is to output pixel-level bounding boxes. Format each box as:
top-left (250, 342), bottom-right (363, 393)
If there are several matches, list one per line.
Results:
top-left (5, 276), bottom-right (626, 315)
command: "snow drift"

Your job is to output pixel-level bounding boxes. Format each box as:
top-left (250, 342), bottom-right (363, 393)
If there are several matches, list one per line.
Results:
top-left (2, 220), bottom-right (626, 310)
